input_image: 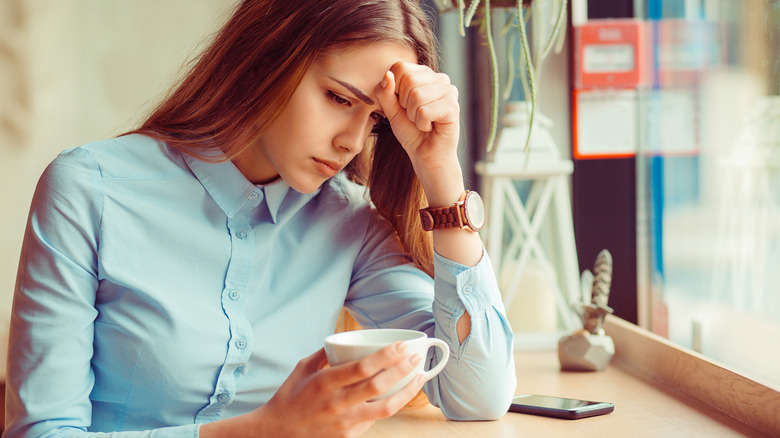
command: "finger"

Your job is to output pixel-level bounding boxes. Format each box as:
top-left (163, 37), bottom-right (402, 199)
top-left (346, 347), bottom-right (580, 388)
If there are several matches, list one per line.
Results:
top-left (343, 352), bottom-right (422, 404)
top-left (387, 60), bottom-right (431, 82)
top-left (401, 85), bottom-right (459, 132)
top-left (376, 71), bottom-right (413, 132)
top-left (357, 373), bottom-right (427, 422)
top-left (401, 83), bottom-right (444, 131)
top-left (324, 341), bottom-right (408, 388)
top-left (295, 348), bottom-right (330, 375)
top-left (375, 71), bottom-right (422, 149)
top-left (394, 69), bottom-right (451, 111)
top-left (281, 348), bottom-right (330, 397)
top-left (390, 66), bottom-right (456, 134)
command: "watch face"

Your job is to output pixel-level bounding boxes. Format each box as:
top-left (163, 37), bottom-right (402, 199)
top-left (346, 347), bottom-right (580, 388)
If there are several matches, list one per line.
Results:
top-left (464, 191), bottom-right (485, 232)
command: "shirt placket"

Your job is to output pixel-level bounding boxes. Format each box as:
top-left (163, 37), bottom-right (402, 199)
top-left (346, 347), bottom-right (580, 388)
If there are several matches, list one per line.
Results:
top-left (195, 188), bottom-right (263, 422)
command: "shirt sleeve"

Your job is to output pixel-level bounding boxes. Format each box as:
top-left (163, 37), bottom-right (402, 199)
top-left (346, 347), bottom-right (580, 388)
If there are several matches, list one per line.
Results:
top-left (345, 215), bottom-right (516, 421)
top-left (426, 250), bottom-right (517, 420)
top-left (4, 147), bottom-right (198, 438)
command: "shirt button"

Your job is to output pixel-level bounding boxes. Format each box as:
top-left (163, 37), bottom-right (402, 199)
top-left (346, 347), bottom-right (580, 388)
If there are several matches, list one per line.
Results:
top-left (236, 230), bottom-right (247, 239)
top-left (463, 285), bottom-right (473, 295)
top-left (228, 289), bottom-right (240, 301)
top-left (235, 338), bottom-right (248, 349)
top-left (217, 393), bottom-right (230, 404)
top-left (249, 192), bottom-right (259, 200)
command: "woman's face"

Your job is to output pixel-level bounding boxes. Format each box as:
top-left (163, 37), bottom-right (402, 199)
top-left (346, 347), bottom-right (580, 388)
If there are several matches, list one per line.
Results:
top-left (233, 43), bottom-right (417, 193)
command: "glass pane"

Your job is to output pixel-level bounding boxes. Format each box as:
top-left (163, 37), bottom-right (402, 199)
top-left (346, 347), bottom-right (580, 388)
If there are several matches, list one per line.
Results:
top-left (637, 0), bottom-right (780, 389)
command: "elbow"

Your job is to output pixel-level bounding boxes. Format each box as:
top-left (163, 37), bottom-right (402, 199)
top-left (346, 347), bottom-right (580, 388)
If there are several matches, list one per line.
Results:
top-left (439, 374), bottom-right (516, 421)
top-left (441, 394), bottom-right (513, 421)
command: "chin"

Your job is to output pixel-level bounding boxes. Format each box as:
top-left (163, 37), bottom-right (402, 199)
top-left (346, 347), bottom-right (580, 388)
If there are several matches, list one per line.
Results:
top-left (288, 178), bottom-right (326, 195)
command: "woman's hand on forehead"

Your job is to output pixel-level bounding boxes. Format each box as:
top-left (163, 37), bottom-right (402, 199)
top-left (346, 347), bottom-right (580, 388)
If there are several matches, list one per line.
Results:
top-left (375, 61), bottom-right (460, 167)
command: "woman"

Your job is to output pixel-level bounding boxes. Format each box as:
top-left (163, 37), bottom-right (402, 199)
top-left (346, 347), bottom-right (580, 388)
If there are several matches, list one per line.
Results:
top-left (5, 0), bottom-right (516, 436)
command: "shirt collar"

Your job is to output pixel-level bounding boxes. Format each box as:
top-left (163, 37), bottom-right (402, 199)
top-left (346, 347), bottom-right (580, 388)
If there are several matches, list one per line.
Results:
top-left (183, 151), bottom-right (258, 218)
top-left (182, 149), bottom-right (314, 223)
top-left (259, 177), bottom-right (290, 223)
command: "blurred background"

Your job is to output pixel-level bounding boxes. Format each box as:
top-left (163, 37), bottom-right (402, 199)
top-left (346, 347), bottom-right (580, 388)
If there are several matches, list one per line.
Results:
top-left (0, 0), bottom-right (235, 377)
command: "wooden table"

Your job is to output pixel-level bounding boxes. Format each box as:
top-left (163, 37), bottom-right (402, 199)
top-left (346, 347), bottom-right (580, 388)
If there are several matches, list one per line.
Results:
top-left (366, 349), bottom-right (769, 437)
top-left (0, 352), bottom-right (766, 437)
top-left (2, 318), bottom-right (775, 436)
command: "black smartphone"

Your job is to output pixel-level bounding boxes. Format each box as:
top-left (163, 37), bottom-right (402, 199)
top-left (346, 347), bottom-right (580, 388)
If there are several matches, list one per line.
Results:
top-left (508, 394), bottom-right (614, 420)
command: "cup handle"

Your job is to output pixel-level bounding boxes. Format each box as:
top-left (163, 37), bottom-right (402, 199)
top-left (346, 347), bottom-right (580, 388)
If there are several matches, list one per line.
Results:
top-left (421, 338), bottom-right (450, 382)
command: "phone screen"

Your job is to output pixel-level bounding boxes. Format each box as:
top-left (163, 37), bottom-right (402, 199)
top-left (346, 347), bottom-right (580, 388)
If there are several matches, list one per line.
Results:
top-left (509, 394), bottom-right (614, 420)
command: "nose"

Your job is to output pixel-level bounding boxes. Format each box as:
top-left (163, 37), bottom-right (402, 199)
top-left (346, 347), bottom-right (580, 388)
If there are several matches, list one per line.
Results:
top-left (334, 118), bottom-right (370, 154)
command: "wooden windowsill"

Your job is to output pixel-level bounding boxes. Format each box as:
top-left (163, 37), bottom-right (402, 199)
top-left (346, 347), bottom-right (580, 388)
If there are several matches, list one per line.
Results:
top-left (604, 315), bottom-right (780, 436)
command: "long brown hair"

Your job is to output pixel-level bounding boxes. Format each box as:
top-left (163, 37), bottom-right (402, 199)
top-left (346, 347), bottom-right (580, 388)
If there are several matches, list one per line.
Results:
top-left (128, 0), bottom-right (437, 277)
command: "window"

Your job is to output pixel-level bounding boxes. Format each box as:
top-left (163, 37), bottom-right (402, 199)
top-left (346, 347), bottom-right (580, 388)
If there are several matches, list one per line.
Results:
top-left (636, 0), bottom-right (780, 390)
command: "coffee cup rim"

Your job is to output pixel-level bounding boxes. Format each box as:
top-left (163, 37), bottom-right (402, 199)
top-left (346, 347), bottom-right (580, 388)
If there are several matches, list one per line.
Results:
top-left (324, 328), bottom-right (426, 346)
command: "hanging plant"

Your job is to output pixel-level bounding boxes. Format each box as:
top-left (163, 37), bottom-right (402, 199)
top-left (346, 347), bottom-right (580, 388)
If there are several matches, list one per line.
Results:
top-left (436, 0), bottom-right (568, 157)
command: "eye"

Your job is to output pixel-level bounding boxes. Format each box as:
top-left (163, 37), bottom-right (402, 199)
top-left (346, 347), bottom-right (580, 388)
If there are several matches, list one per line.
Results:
top-left (328, 91), bottom-right (351, 107)
top-left (370, 112), bottom-right (386, 123)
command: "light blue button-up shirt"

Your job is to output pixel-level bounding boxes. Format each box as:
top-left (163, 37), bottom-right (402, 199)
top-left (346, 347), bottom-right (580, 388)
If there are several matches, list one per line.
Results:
top-left (5, 134), bottom-right (515, 437)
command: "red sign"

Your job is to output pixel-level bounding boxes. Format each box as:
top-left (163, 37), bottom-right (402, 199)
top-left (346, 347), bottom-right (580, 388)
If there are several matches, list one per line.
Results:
top-left (575, 19), bottom-right (649, 89)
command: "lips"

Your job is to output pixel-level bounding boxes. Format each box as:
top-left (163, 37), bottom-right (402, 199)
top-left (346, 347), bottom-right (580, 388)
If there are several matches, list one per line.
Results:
top-left (313, 158), bottom-right (343, 177)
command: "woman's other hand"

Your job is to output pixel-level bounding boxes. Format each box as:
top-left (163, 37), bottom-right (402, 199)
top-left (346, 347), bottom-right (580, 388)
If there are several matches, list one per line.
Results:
top-left (201, 343), bottom-right (425, 438)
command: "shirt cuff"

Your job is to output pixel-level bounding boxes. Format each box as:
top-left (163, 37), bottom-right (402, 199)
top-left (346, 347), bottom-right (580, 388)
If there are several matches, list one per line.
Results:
top-left (433, 246), bottom-right (502, 315)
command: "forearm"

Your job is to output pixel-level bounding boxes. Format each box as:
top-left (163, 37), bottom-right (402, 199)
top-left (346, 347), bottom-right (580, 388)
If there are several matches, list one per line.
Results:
top-left (414, 156), bottom-right (483, 268)
top-left (428, 299), bottom-right (516, 420)
top-left (424, 251), bottom-right (516, 420)
top-left (415, 157), bottom-right (483, 348)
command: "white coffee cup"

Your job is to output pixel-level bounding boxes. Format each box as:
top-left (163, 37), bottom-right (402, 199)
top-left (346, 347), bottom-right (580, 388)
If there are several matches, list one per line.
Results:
top-left (324, 328), bottom-right (450, 400)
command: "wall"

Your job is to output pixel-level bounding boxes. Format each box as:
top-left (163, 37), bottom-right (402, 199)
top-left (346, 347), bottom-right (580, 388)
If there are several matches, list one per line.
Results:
top-left (0, 1), bottom-right (236, 351)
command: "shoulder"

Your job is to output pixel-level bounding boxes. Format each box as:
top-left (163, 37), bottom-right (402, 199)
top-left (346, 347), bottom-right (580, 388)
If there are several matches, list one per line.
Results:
top-left (35, 134), bottom-right (186, 217)
top-left (324, 173), bottom-right (371, 205)
top-left (317, 173), bottom-right (374, 217)
top-left (315, 173), bottom-right (399, 239)
top-left (57, 133), bottom-right (186, 180)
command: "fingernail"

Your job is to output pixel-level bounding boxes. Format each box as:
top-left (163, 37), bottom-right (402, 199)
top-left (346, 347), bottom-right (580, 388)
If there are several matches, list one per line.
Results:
top-left (409, 354), bottom-right (421, 366)
top-left (394, 341), bottom-right (407, 353)
top-left (381, 71), bottom-right (392, 88)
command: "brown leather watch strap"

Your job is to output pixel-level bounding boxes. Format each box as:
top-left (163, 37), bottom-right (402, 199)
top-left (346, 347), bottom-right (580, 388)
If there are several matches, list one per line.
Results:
top-left (419, 204), bottom-right (462, 231)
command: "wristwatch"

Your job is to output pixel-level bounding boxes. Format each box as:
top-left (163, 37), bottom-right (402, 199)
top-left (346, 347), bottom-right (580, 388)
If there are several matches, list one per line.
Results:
top-left (419, 190), bottom-right (485, 232)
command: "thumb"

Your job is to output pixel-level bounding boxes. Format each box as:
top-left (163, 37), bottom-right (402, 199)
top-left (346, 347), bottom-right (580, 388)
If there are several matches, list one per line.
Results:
top-left (375, 70), bottom-right (416, 144)
top-left (301, 348), bottom-right (330, 372)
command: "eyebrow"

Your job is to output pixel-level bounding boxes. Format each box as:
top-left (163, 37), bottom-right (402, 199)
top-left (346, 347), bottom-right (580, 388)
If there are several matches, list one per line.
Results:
top-left (331, 78), bottom-right (375, 106)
